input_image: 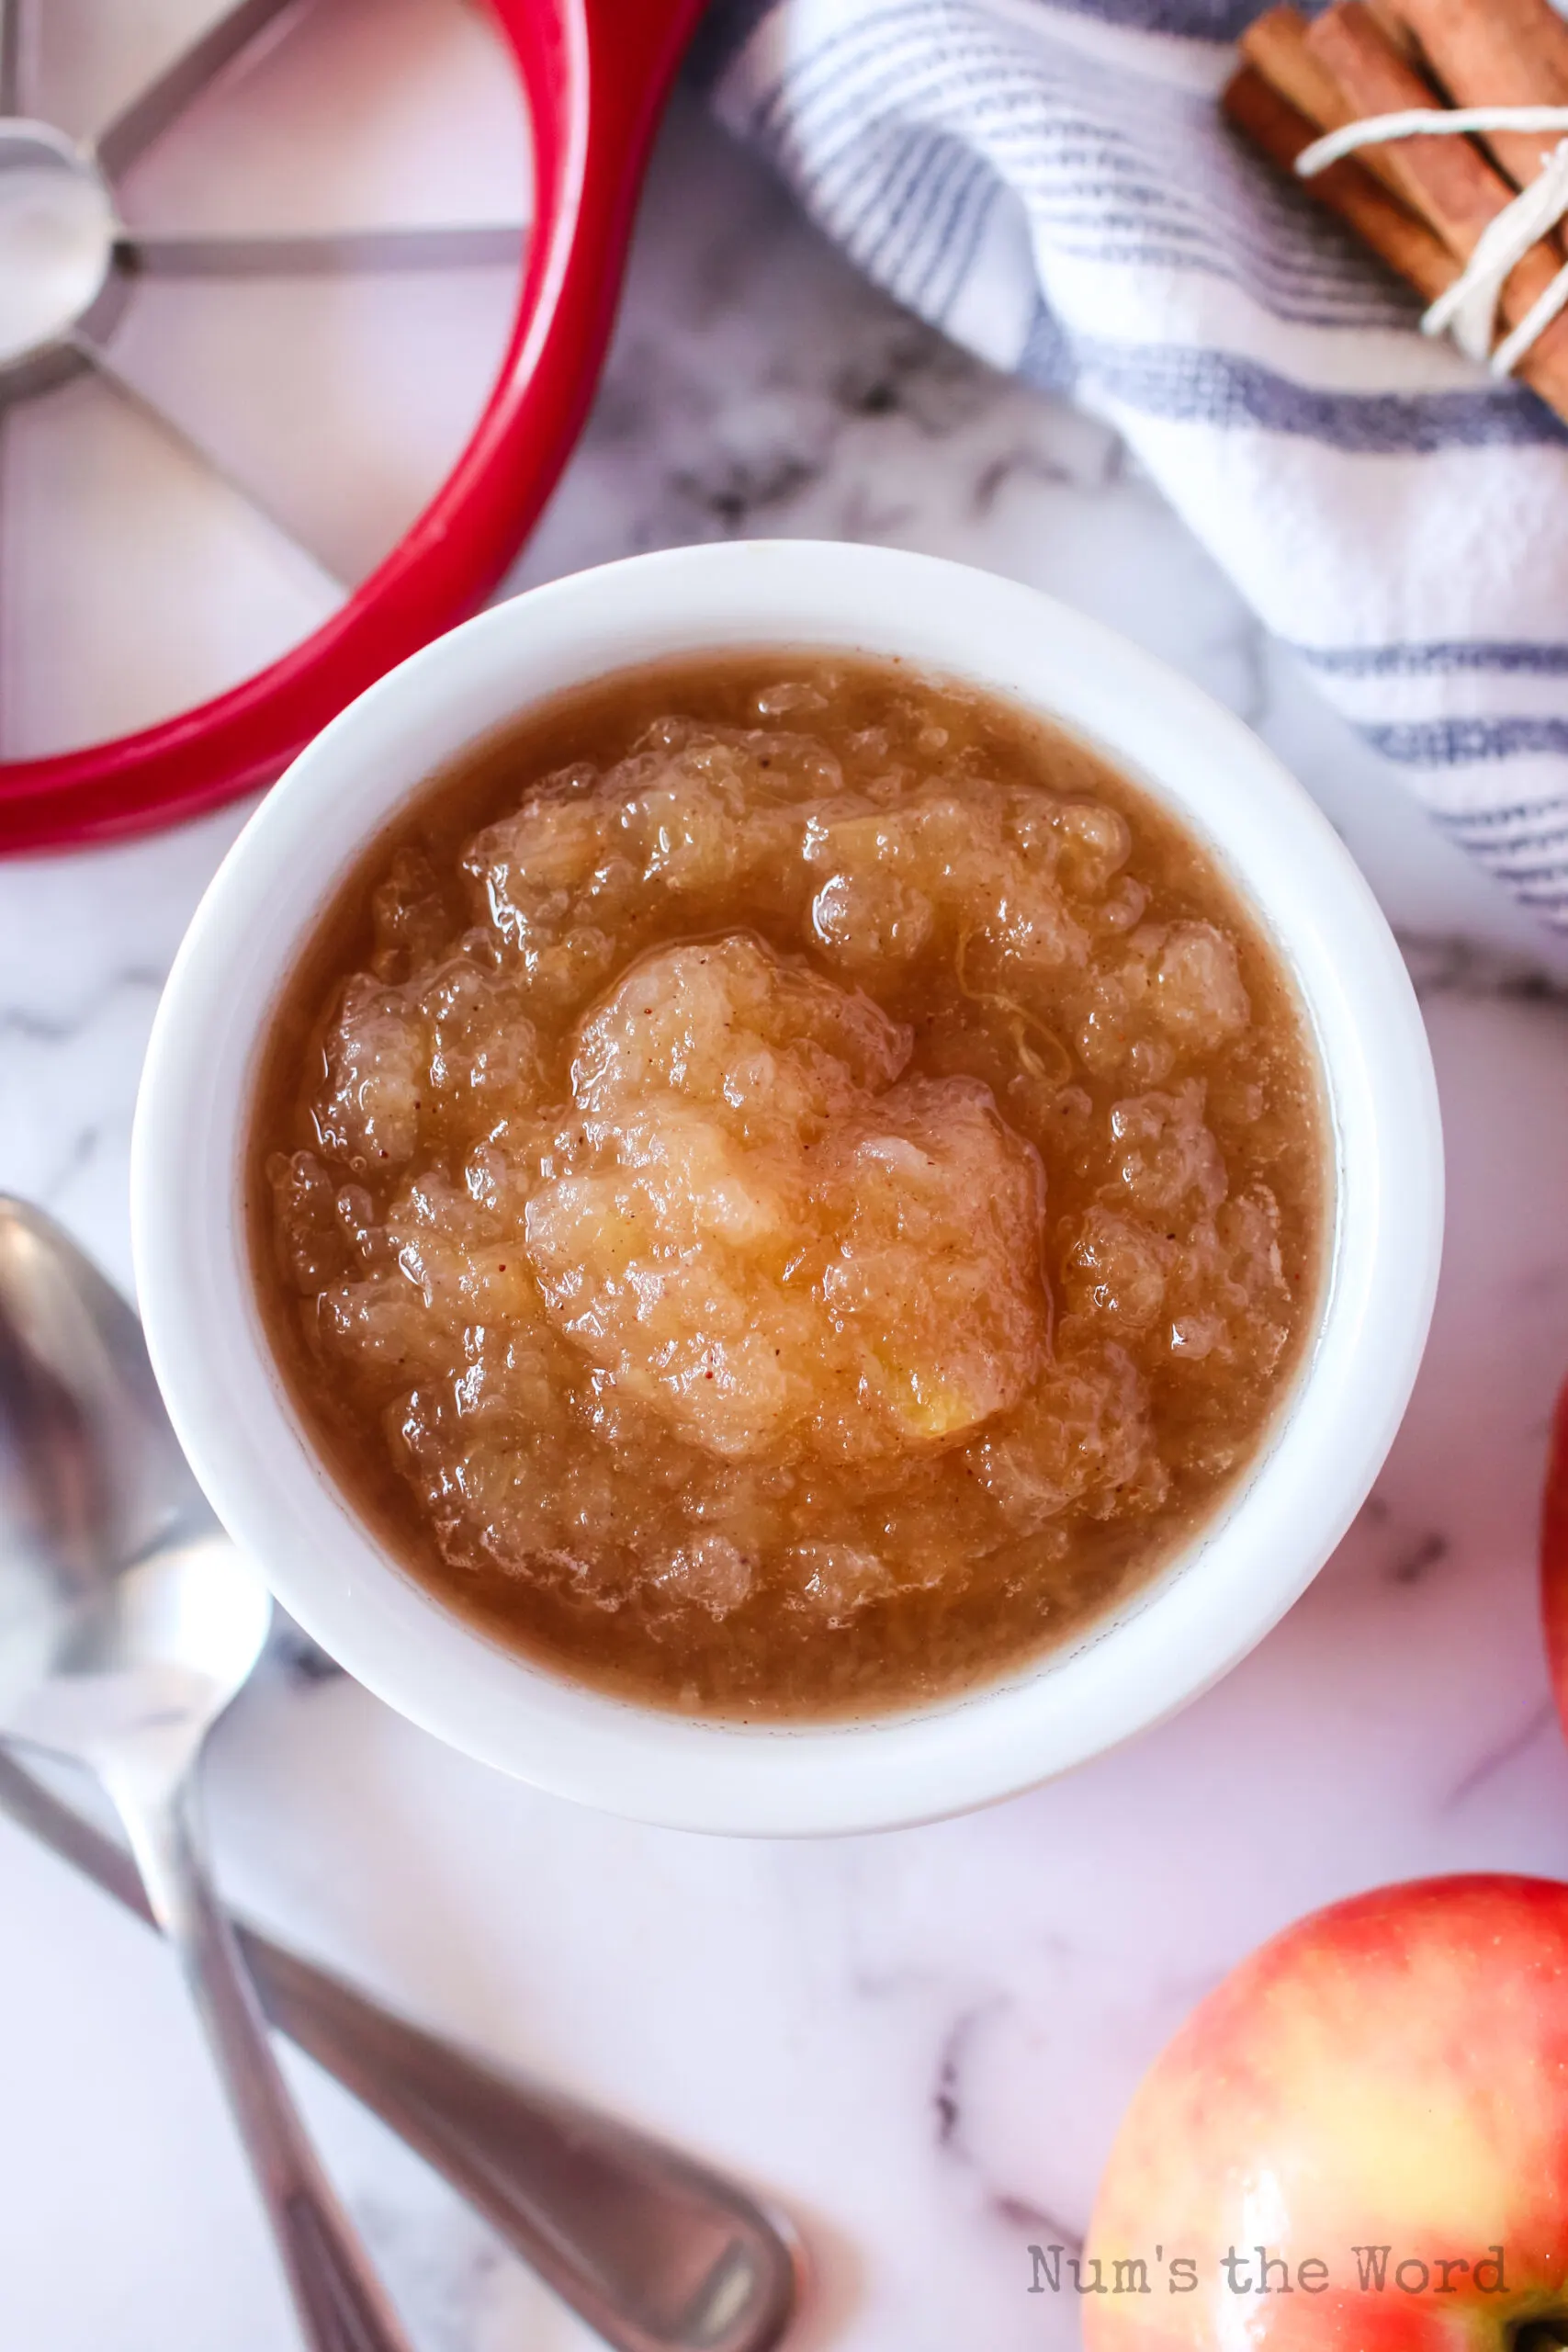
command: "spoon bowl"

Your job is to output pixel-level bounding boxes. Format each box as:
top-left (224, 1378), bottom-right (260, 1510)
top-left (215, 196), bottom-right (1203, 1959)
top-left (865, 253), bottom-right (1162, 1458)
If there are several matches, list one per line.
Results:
top-left (0, 1194), bottom-right (270, 1819)
top-left (0, 1198), bottom-right (273, 1770)
top-left (0, 1531), bottom-right (271, 1776)
top-left (0, 1195), bottom-right (205, 1573)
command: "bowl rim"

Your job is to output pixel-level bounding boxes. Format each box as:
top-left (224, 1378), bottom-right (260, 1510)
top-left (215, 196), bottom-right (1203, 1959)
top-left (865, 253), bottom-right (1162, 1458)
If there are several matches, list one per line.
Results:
top-left (130, 539), bottom-right (1443, 1836)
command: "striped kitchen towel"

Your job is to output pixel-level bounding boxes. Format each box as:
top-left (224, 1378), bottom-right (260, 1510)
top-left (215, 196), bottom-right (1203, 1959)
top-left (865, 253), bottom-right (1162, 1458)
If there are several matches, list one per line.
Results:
top-left (693, 0), bottom-right (1568, 929)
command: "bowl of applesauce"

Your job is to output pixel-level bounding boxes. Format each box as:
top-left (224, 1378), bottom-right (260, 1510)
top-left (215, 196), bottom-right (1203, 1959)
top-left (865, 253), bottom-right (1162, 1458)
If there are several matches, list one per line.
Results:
top-left (131, 542), bottom-right (1441, 1833)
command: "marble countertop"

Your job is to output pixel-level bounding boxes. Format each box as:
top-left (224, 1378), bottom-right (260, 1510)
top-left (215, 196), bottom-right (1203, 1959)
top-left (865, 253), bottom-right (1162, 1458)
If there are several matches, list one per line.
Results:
top-left (6, 61), bottom-right (1568, 2352)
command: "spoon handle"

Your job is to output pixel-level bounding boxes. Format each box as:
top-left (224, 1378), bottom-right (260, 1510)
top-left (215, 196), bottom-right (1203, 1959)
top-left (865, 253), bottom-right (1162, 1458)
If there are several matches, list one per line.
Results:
top-left (0, 1749), bottom-right (798, 2352)
top-left (105, 1765), bottom-right (416, 2352)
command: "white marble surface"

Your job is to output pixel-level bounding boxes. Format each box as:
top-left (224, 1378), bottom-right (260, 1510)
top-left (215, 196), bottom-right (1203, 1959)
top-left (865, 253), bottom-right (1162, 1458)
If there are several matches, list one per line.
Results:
top-left (6, 71), bottom-right (1568, 2352)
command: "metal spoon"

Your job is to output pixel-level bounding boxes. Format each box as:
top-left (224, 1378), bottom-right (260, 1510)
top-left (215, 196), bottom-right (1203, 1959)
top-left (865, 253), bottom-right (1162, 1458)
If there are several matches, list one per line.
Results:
top-left (0, 1199), bottom-right (413, 2352)
top-left (0, 1197), bottom-right (800, 2352)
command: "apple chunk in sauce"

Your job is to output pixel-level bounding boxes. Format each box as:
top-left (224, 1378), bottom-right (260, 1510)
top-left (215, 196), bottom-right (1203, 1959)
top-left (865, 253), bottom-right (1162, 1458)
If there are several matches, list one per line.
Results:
top-left (255, 655), bottom-right (1325, 1718)
top-left (525, 936), bottom-right (1047, 1460)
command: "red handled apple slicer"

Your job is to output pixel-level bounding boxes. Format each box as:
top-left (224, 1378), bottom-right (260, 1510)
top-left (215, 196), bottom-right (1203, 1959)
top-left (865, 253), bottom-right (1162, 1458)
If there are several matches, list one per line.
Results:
top-left (0, 0), bottom-right (705, 849)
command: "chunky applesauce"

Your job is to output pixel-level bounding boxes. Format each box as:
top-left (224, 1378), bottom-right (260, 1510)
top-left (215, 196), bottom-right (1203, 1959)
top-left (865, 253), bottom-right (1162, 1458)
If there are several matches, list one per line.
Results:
top-left (253, 655), bottom-right (1326, 1718)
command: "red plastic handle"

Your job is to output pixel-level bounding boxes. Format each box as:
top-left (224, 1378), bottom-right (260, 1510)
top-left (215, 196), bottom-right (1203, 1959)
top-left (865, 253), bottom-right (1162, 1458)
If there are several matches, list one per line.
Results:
top-left (0, 0), bottom-right (707, 852)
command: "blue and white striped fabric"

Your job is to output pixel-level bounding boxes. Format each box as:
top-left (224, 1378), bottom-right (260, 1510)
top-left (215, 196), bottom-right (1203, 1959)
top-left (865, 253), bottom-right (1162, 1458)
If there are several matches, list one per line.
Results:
top-left (694, 0), bottom-right (1568, 929)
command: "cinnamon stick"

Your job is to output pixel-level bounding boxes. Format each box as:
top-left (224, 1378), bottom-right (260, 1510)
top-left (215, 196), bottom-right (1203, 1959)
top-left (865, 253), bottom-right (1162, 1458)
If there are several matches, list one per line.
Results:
top-left (1241, 9), bottom-right (1410, 203)
top-left (1223, 63), bottom-right (1455, 303)
top-left (1305, 2), bottom-right (1568, 404)
top-left (1242, 9), bottom-right (1358, 137)
top-left (1385, 0), bottom-right (1568, 190)
top-left (1361, 3), bottom-right (1416, 59)
top-left (1308, 4), bottom-right (1522, 250)
top-left (1224, 23), bottom-right (1568, 422)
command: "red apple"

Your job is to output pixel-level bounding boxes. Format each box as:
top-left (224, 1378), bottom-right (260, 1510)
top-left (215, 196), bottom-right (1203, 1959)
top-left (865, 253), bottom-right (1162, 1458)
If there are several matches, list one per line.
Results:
top-left (1542, 1376), bottom-right (1568, 1744)
top-left (1080, 1876), bottom-right (1568, 2350)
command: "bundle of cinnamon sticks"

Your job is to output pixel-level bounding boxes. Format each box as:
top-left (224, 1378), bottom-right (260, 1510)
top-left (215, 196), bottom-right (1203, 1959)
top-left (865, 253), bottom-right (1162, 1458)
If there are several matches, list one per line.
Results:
top-left (1224, 0), bottom-right (1568, 420)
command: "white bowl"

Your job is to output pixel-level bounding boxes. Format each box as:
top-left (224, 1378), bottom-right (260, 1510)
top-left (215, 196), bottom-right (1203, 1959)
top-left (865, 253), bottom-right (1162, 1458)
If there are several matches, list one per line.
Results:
top-left (131, 541), bottom-right (1442, 1836)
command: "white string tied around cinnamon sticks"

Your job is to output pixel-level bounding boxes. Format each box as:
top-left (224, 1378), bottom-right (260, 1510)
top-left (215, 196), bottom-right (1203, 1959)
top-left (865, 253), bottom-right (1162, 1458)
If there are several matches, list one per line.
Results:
top-left (1296, 107), bottom-right (1568, 375)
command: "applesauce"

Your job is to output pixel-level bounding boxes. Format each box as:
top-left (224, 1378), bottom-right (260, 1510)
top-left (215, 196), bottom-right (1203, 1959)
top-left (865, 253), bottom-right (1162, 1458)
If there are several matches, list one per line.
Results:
top-left (251, 654), bottom-right (1326, 1719)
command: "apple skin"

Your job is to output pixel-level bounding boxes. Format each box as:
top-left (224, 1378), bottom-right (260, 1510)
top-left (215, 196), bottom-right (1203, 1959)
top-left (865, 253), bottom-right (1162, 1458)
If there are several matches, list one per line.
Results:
top-left (1082, 1876), bottom-right (1568, 2351)
top-left (1542, 1376), bottom-right (1568, 1744)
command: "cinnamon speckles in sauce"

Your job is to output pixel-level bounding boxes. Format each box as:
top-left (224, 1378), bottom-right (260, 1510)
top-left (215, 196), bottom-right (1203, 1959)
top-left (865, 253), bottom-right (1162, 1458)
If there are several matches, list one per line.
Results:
top-left (253, 655), bottom-right (1326, 1718)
